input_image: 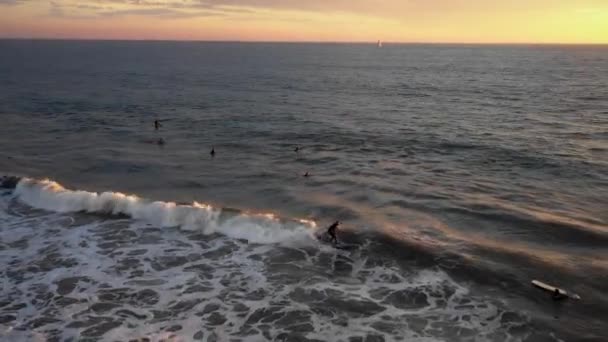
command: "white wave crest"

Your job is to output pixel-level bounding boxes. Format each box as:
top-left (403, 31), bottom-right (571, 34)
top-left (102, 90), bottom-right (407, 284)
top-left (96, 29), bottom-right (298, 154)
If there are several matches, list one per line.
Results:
top-left (14, 178), bottom-right (316, 244)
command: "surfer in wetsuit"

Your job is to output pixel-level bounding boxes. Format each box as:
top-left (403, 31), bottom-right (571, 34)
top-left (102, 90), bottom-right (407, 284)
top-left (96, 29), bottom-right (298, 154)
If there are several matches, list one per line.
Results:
top-left (154, 119), bottom-right (161, 130)
top-left (210, 146), bottom-right (215, 157)
top-left (0, 176), bottom-right (20, 189)
top-left (552, 288), bottom-right (566, 301)
top-left (327, 221), bottom-right (340, 245)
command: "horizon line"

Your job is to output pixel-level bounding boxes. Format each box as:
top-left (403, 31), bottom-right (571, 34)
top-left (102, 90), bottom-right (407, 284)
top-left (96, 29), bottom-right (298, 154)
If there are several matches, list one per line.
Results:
top-left (0, 37), bottom-right (607, 46)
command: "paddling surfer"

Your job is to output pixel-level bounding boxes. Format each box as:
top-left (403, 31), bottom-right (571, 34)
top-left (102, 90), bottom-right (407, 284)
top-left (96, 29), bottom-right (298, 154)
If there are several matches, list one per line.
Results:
top-left (552, 288), bottom-right (566, 301)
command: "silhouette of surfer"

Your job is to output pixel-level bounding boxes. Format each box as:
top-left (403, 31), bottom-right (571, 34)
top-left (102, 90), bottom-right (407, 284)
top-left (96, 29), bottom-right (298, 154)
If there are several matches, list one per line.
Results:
top-left (210, 146), bottom-right (215, 157)
top-left (552, 288), bottom-right (566, 301)
top-left (303, 172), bottom-right (309, 177)
top-left (294, 146), bottom-right (300, 152)
top-left (327, 221), bottom-right (340, 245)
top-left (0, 176), bottom-right (20, 189)
top-left (154, 120), bottom-right (162, 130)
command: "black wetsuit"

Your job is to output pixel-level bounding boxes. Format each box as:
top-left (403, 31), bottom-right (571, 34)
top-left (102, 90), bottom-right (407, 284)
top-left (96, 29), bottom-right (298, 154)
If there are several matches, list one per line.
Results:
top-left (154, 120), bottom-right (161, 130)
top-left (327, 221), bottom-right (339, 245)
top-left (553, 289), bottom-right (566, 301)
top-left (0, 176), bottom-right (20, 189)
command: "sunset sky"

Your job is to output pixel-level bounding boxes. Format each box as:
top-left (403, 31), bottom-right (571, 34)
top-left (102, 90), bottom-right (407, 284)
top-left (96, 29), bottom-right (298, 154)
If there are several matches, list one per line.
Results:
top-left (0, 0), bottom-right (606, 43)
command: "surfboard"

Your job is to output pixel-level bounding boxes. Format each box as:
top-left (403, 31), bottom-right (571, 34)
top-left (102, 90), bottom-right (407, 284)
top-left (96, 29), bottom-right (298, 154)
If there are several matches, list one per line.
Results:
top-left (315, 233), bottom-right (357, 250)
top-left (531, 280), bottom-right (580, 300)
top-left (334, 243), bottom-right (358, 251)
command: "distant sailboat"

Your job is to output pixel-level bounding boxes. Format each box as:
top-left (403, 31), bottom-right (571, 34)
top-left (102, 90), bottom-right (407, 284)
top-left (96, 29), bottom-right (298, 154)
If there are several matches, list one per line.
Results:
top-left (377, 40), bottom-right (383, 48)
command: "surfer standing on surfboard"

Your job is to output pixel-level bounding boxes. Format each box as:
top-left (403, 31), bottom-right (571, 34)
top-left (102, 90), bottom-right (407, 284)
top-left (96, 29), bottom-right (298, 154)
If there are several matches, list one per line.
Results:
top-left (327, 221), bottom-right (340, 245)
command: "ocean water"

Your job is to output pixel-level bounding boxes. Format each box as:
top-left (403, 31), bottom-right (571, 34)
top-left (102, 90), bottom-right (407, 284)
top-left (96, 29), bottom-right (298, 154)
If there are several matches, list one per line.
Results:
top-left (0, 40), bottom-right (607, 342)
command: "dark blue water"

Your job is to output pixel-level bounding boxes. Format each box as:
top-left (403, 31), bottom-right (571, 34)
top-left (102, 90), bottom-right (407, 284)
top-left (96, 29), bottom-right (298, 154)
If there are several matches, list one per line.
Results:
top-left (0, 40), bottom-right (607, 341)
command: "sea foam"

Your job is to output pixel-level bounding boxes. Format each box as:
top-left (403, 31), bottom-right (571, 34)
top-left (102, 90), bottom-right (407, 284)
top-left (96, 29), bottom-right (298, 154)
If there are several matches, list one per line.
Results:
top-left (14, 177), bottom-right (316, 244)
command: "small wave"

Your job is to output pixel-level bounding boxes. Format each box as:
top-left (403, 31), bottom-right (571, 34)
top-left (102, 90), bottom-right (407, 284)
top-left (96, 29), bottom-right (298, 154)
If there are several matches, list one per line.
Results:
top-left (576, 96), bottom-right (603, 102)
top-left (439, 195), bottom-right (608, 249)
top-left (438, 141), bottom-right (480, 151)
top-left (12, 177), bottom-right (316, 244)
top-left (589, 147), bottom-right (607, 152)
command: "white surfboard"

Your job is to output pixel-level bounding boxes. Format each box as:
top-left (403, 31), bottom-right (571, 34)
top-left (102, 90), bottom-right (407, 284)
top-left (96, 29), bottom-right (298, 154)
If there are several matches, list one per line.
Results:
top-left (531, 280), bottom-right (580, 300)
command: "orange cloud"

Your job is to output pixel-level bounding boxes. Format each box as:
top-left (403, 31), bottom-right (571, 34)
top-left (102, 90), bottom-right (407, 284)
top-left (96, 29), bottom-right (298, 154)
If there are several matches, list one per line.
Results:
top-left (0, 0), bottom-right (606, 43)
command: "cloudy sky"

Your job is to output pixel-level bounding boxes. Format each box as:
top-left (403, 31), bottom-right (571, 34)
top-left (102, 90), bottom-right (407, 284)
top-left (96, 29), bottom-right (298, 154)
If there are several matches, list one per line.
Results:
top-left (0, 0), bottom-right (606, 43)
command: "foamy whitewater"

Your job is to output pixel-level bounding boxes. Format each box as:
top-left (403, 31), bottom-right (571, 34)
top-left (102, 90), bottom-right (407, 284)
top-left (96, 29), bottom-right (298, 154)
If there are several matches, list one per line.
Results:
top-left (1, 177), bottom-right (521, 342)
top-left (14, 178), bottom-right (315, 245)
top-left (0, 41), bottom-right (607, 341)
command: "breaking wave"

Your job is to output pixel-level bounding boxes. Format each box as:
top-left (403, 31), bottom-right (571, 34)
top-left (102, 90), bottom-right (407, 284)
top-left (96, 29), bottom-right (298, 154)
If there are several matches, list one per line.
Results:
top-left (12, 177), bottom-right (317, 244)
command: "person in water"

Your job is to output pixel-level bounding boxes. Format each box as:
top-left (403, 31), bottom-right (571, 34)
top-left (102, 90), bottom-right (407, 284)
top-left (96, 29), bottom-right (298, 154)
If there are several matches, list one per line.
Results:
top-left (157, 138), bottom-right (165, 145)
top-left (303, 172), bottom-right (309, 177)
top-left (294, 146), bottom-right (300, 152)
top-left (327, 221), bottom-right (340, 245)
top-left (210, 146), bottom-right (215, 157)
top-left (154, 119), bottom-right (162, 130)
top-left (552, 288), bottom-right (566, 301)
